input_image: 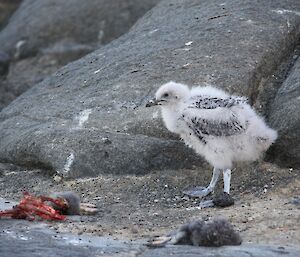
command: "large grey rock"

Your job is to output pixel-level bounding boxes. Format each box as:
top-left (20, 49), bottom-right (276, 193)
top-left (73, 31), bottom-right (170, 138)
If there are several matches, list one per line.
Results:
top-left (0, 0), bottom-right (21, 30)
top-left (0, 0), bottom-right (300, 176)
top-left (0, 0), bottom-right (160, 59)
top-left (0, 41), bottom-right (93, 110)
top-left (0, 219), bottom-right (143, 257)
top-left (268, 56), bottom-right (300, 168)
top-left (0, 0), bottom-right (160, 109)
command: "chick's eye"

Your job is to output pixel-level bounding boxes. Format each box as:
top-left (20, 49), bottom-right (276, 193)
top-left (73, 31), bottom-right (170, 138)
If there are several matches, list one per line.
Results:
top-left (163, 93), bottom-right (169, 97)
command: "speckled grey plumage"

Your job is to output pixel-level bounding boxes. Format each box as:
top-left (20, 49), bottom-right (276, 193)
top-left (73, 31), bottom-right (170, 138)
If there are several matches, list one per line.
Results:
top-left (49, 191), bottom-right (81, 215)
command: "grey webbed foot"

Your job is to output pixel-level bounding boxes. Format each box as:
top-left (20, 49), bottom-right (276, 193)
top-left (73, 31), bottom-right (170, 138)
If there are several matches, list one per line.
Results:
top-left (183, 186), bottom-right (213, 198)
top-left (199, 200), bottom-right (215, 208)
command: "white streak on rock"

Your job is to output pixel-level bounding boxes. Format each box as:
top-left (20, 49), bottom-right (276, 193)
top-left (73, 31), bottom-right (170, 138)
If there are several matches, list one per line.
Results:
top-left (182, 63), bottom-right (192, 69)
top-left (185, 41), bottom-right (193, 46)
top-left (181, 47), bottom-right (191, 51)
top-left (62, 152), bottom-right (75, 174)
top-left (273, 9), bottom-right (300, 16)
top-left (148, 28), bottom-right (159, 35)
top-left (152, 111), bottom-right (159, 119)
top-left (76, 109), bottom-right (92, 128)
top-left (94, 69), bottom-right (102, 74)
top-left (14, 40), bottom-right (26, 59)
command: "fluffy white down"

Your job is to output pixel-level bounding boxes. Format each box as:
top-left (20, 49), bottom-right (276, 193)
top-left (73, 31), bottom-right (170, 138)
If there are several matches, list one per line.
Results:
top-left (157, 82), bottom-right (277, 169)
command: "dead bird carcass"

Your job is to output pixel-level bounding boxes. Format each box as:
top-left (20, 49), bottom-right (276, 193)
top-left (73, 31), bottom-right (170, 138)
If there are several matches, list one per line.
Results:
top-left (148, 217), bottom-right (242, 248)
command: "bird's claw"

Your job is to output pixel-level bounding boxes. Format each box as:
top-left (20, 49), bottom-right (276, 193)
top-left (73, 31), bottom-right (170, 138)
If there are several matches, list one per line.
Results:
top-left (80, 203), bottom-right (99, 215)
top-left (146, 235), bottom-right (172, 248)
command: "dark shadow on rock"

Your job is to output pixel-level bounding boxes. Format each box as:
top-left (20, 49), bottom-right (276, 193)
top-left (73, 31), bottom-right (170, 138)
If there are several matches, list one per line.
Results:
top-left (0, 0), bottom-right (22, 30)
top-left (268, 53), bottom-right (300, 168)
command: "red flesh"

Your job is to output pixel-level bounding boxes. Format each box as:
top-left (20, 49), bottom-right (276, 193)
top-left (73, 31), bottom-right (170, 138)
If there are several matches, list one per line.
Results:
top-left (0, 192), bottom-right (66, 221)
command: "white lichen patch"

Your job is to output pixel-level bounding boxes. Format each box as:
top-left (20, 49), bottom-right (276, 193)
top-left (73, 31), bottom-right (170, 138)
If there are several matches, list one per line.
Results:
top-left (75, 109), bottom-right (92, 128)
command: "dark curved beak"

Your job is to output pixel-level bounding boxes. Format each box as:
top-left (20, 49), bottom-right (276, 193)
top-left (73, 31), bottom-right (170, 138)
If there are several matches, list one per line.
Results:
top-left (146, 98), bottom-right (161, 107)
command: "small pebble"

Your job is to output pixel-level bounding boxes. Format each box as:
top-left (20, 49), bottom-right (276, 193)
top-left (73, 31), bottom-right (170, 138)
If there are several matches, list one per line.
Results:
top-left (53, 175), bottom-right (62, 182)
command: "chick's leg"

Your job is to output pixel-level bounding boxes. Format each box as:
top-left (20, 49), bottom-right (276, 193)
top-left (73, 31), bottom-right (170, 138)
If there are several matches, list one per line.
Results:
top-left (183, 168), bottom-right (221, 198)
top-left (223, 169), bottom-right (231, 194)
top-left (200, 169), bottom-right (234, 208)
top-left (200, 169), bottom-right (233, 208)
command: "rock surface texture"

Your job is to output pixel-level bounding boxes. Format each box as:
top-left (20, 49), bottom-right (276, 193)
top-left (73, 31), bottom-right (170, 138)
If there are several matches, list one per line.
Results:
top-left (0, 0), bottom-right (160, 59)
top-left (0, 0), bottom-right (21, 30)
top-left (269, 57), bottom-right (300, 167)
top-left (0, 0), bottom-right (160, 109)
top-left (0, 0), bottom-right (300, 177)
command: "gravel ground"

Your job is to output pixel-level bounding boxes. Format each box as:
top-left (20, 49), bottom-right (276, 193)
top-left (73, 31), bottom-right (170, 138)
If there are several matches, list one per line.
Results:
top-left (0, 161), bottom-right (299, 246)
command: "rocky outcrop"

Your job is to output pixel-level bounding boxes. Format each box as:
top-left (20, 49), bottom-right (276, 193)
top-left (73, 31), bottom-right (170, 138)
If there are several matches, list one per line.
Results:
top-left (0, 0), bottom-right (160, 59)
top-left (0, 0), bottom-right (160, 109)
top-left (268, 56), bottom-right (300, 168)
top-left (0, 0), bottom-right (21, 30)
top-left (0, 0), bottom-right (299, 176)
top-left (0, 42), bottom-right (94, 109)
